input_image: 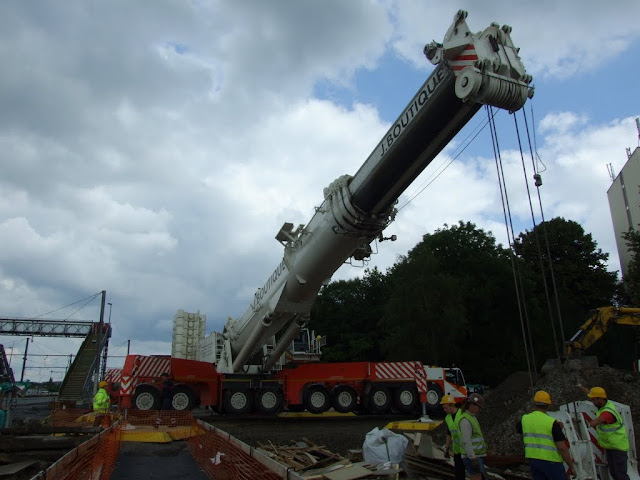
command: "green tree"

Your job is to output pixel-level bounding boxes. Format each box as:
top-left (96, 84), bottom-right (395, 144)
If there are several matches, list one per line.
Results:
top-left (380, 221), bottom-right (525, 385)
top-left (309, 267), bottom-right (388, 362)
top-left (513, 217), bottom-right (618, 364)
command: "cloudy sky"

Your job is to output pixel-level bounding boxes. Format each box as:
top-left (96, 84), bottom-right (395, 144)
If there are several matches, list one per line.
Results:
top-left (1, 1), bottom-right (639, 382)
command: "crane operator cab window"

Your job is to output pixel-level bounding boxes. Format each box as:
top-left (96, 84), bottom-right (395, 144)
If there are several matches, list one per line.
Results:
top-left (445, 368), bottom-right (465, 387)
top-left (291, 329), bottom-right (311, 354)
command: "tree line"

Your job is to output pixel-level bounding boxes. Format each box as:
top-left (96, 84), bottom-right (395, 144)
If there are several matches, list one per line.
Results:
top-left (308, 218), bottom-right (626, 387)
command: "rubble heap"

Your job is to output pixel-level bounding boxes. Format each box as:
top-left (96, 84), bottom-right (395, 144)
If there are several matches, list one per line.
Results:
top-left (479, 363), bottom-right (640, 456)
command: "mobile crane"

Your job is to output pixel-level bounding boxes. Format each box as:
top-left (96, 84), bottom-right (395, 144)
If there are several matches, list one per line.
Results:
top-left (112, 10), bottom-right (533, 414)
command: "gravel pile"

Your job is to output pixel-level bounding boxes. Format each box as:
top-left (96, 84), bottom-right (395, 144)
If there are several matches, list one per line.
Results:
top-left (479, 361), bottom-right (640, 456)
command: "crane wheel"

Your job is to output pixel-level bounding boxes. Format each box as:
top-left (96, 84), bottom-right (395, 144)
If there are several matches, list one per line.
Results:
top-left (331, 385), bottom-right (358, 413)
top-left (366, 385), bottom-right (391, 414)
top-left (425, 383), bottom-right (443, 411)
top-left (133, 385), bottom-right (161, 411)
top-left (171, 386), bottom-right (197, 411)
top-left (393, 385), bottom-right (419, 413)
top-left (255, 388), bottom-right (284, 415)
top-left (223, 389), bottom-right (253, 415)
top-left (303, 385), bottom-right (331, 414)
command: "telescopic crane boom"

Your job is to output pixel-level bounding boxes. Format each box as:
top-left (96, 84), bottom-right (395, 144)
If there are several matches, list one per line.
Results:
top-left (217, 10), bottom-right (534, 374)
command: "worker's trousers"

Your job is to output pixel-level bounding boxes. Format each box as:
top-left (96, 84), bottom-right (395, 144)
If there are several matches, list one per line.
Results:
top-left (528, 459), bottom-right (565, 480)
top-left (453, 453), bottom-right (465, 480)
top-left (606, 449), bottom-right (630, 480)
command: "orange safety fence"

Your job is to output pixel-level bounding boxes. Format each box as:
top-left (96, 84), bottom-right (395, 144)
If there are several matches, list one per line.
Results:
top-left (30, 420), bottom-right (122, 480)
top-left (31, 408), bottom-right (303, 480)
top-left (187, 419), bottom-right (304, 480)
top-left (47, 407), bottom-right (96, 427)
top-left (122, 409), bottom-right (193, 427)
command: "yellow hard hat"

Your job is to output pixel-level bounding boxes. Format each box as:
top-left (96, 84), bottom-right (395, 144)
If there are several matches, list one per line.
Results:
top-left (533, 390), bottom-right (551, 405)
top-left (99, 381), bottom-right (108, 388)
top-left (587, 387), bottom-right (607, 399)
top-left (440, 394), bottom-right (456, 405)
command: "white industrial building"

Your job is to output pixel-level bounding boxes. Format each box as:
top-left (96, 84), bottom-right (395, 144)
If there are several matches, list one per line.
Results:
top-left (607, 120), bottom-right (640, 277)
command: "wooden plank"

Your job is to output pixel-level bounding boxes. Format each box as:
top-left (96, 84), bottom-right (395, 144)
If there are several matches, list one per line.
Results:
top-left (303, 451), bottom-right (318, 464)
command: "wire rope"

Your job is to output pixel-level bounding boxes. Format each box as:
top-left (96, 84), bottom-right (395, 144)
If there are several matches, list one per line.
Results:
top-left (486, 106), bottom-right (536, 389)
top-left (521, 109), bottom-right (567, 351)
top-left (28, 291), bottom-right (102, 320)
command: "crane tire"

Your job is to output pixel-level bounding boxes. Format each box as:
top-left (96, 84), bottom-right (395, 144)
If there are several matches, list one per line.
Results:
top-left (393, 385), bottom-right (419, 413)
top-left (171, 386), bottom-right (197, 411)
top-left (255, 388), bottom-right (284, 415)
top-left (223, 389), bottom-right (253, 415)
top-left (366, 385), bottom-right (391, 414)
top-left (331, 385), bottom-right (358, 413)
top-left (133, 385), bottom-right (161, 411)
top-left (304, 385), bottom-right (331, 414)
top-left (425, 383), bottom-right (443, 411)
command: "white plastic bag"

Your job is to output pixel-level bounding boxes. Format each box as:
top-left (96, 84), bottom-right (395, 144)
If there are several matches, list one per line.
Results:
top-left (362, 427), bottom-right (409, 464)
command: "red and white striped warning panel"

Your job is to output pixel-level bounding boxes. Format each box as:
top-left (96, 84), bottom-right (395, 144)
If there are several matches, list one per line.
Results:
top-left (104, 368), bottom-right (122, 384)
top-left (131, 355), bottom-right (172, 379)
top-left (373, 361), bottom-right (427, 392)
top-left (449, 45), bottom-right (478, 75)
top-left (120, 356), bottom-right (172, 396)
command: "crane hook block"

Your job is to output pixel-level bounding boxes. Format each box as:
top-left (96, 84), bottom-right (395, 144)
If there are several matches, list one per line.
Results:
top-left (533, 173), bottom-right (542, 187)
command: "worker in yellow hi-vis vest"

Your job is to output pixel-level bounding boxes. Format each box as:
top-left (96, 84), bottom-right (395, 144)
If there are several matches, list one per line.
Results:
top-left (93, 380), bottom-right (111, 427)
top-left (441, 394), bottom-right (465, 480)
top-left (517, 390), bottom-right (576, 480)
top-left (578, 384), bottom-right (630, 480)
top-left (457, 393), bottom-right (487, 480)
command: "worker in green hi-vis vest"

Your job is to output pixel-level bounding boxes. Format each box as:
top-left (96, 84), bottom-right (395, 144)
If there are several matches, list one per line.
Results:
top-left (456, 393), bottom-right (487, 480)
top-left (441, 394), bottom-right (465, 480)
top-left (516, 390), bottom-right (577, 480)
top-left (92, 380), bottom-right (111, 427)
top-left (578, 384), bottom-right (630, 480)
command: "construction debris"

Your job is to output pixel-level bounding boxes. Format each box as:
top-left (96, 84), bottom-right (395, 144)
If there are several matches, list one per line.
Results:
top-left (256, 438), bottom-right (403, 479)
top-left (257, 438), bottom-right (346, 473)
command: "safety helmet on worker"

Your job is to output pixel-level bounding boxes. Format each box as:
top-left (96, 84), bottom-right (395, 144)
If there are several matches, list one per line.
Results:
top-left (587, 386), bottom-right (607, 399)
top-left (440, 394), bottom-right (456, 405)
top-left (99, 381), bottom-right (108, 388)
top-left (533, 390), bottom-right (551, 405)
top-left (468, 393), bottom-right (484, 407)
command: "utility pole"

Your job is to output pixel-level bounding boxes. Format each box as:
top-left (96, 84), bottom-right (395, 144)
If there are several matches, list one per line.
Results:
top-left (93, 290), bottom-right (106, 395)
top-left (101, 302), bottom-right (112, 379)
top-left (20, 338), bottom-right (30, 382)
top-left (127, 339), bottom-right (130, 356)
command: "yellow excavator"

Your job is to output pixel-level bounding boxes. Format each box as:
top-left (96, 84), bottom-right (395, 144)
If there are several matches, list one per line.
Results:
top-left (566, 306), bottom-right (640, 356)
